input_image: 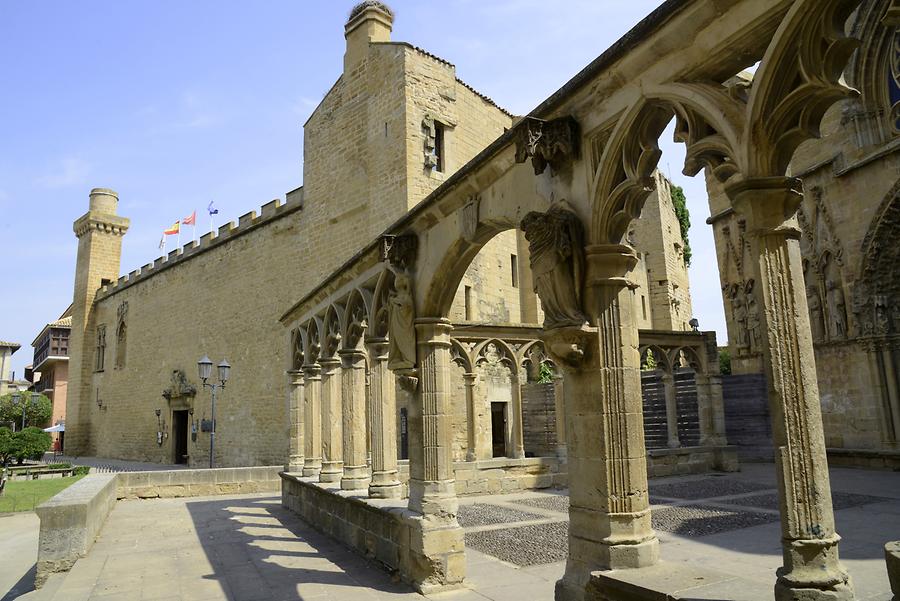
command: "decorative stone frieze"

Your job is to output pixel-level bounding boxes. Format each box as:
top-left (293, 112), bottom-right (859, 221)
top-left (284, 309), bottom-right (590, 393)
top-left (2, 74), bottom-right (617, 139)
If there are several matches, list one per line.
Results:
top-left (514, 116), bottom-right (580, 175)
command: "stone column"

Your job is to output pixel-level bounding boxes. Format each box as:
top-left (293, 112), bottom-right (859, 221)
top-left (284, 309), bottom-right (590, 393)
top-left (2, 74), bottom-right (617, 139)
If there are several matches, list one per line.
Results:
top-left (696, 373), bottom-right (727, 446)
top-left (552, 245), bottom-right (658, 601)
top-left (368, 339), bottom-right (401, 498)
top-left (511, 373), bottom-right (526, 459)
top-left (286, 370), bottom-right (305, 473)
top-left (319, 357), bottom-right (343, 483)
top-left (729, 177), bottom-right (853, 601)
top-left (406, 318), bottom-right (465, 592)
top-left (302, 364), bottom-right (322, 478)
top-left (463, 372), bottom-right (479, 461)
top-left (662, 372), bottom-right (681, 449)
top-left (340, 347), bottom-right (371, 490)
top-left (553, 375), bottom-right (567, 461)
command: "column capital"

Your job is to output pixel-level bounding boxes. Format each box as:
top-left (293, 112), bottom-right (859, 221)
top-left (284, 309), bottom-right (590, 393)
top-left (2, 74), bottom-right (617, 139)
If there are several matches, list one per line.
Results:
top-left (366, 337), bottom-right (390, 358)
top-left (585, 244), bottom-right (638, 288)
top-left (287, 369), bottom-right (304, 385)
top-left (462, 372), bottom-right (478, 384)
top-left (302, 363), bottom-right (321, 379)
top-left (338, 346), bottom-right (367, 361)
top-left (415, 318), bottom-right (453, 347)
top-left (319, 356), bottom-right (341, 372)
top-left (724, 175), bottom-right (803, 235)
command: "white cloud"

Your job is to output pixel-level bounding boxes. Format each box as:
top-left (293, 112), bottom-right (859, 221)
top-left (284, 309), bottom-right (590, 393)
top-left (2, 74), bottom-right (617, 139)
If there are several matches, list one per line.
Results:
top-left (36, 157), bottom-right (92, 189)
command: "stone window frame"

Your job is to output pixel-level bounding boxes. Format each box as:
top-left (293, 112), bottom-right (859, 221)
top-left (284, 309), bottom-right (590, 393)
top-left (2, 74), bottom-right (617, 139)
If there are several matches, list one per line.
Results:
top-left (95, 325), bottom-right (106, 372)
top-left (115, 321), bottom-right (127, 370)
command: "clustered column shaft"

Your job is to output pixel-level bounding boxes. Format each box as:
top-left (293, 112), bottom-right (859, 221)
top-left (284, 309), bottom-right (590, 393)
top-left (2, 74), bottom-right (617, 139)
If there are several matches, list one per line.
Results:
top-left (319, 357), bottom-right (343, 483)
top-left (287, 370), bottom-right (305, 472)
top-left (340, 347), bottom-right (371, 490)
top-left (368, 339), bottom-right (401, 498)
top-left (302, 364), bottom-right (322, 478)
top-left (729, 177), bottom-right (853, 601)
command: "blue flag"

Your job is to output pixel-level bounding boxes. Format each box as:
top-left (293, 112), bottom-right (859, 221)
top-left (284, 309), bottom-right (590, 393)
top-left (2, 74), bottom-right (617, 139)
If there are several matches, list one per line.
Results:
top-left (207, 201), bottom-right (219, 216)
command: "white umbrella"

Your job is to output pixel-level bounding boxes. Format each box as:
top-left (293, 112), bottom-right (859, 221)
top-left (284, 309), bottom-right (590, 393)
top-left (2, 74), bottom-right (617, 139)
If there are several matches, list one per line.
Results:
top-left (43, 424), bottom-right (65, 432)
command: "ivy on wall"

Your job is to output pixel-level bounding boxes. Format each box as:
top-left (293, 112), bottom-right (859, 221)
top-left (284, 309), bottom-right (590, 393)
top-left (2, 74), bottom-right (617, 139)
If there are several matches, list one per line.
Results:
top-left (671, 185), bottom-right (692, 267)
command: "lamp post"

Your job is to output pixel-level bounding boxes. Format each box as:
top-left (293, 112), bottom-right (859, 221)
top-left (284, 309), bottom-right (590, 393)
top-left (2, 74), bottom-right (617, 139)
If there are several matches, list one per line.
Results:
top-left (11, 392), bottom-right (38, 431)
top-left (198, 355), bottom-right (230, 469)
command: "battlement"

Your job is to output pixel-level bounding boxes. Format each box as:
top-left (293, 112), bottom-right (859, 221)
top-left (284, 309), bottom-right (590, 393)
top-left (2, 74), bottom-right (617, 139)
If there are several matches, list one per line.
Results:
top-left (96, 189), bottom-right (303, 300)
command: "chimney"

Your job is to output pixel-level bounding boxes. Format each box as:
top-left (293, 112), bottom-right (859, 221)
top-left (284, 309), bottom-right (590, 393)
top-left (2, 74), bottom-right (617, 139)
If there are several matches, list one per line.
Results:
top-left (344, 1), bottom-right (394, 71)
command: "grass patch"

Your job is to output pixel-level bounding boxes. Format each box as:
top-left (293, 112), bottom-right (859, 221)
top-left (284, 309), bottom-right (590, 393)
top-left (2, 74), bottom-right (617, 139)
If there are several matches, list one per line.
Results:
top-left (0, 475), bottom-right (85, 513)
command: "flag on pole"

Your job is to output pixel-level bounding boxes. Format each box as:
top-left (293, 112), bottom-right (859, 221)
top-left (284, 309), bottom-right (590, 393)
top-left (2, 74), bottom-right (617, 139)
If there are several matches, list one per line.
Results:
top-left (158, 235), bottom-right (166, 252)
top-left (207, 201), bottom-right (218, 235)
top-left (183, 210), bottom-right (197, 241)
top-left (163, 221), bottom-right (181, 235)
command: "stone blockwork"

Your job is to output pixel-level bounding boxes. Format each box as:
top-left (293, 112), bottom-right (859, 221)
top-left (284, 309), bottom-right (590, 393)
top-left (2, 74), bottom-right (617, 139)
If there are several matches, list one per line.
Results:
top-left (115, 466), bottom-right (282, 500)
top-left (35, 473), bottom-right (118, 587)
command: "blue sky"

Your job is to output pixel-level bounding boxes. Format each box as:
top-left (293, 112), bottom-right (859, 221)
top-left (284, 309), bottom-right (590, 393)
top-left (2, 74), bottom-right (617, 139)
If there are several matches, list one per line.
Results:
top-left (0, 1), bottom-right (726, 377)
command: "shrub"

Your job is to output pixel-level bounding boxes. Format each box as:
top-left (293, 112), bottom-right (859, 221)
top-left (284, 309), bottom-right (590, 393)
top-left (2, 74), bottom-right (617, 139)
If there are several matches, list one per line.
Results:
top-left (72, 466), bottom-right (91, 476)
top-left (719, 348), bottom-right (732, 375)
top-left (0, 427), bottom-right (13, 465)
top-left (9, 427), bottom-right (52, 465)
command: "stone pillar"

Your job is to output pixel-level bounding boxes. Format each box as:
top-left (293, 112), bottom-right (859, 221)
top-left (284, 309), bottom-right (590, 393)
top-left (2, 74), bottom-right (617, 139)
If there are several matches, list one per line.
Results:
top-left (552, 244), bottom-right (658, 601)
top-left (729, 177), bottom-right (853, 601)
top-left (319, 357), bottom-right (343, 483)
top-left (662, 372), bottom-right (681, 449)
top-left (407, 318), bottom-right (465, 593)
top-left (302, 364), bottom-right (322, 478)
top-left (553, 375), bottom-right (567, 461)
top-left (340, 347), bottom-right (371, 490)
top-left (286, 370), bottom-right (305, 473)
top-left (368, 339), bottom-right (401, 498)
top-left (511, 374), bottom-right (526, 459)
top-left (463, 372), bottom-right (479, 462)
top-left (886, 542), bottom-right (899, 601)
top-left (696, 373), bottom-right (727, 446)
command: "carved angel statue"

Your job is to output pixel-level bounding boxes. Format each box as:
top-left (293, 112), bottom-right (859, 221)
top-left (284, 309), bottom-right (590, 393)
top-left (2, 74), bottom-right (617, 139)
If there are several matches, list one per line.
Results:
top-left (387, 269), bottom-right (417, 370)
top-left (520, 203), bottom-right (587, 329)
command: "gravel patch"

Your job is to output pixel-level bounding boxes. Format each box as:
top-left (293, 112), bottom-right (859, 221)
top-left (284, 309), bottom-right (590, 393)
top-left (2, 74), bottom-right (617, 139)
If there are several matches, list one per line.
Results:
top-left (457, 503), bottom-right (543, 527)
top-left (650, 478), bottom-right (773, 501)
top-left (513, 495), bottom-right (569, 513)
top-left (465, 522), bottom-right (569, 565)
top-left (718, 491), bottom-right (894, 511)
top-left (651, 504), bottom-right (778, 536)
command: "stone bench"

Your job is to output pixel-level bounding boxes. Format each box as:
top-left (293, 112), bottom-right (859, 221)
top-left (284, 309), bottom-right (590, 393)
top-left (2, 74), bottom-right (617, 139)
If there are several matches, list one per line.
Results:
top-left (34, 473), bottom-right (118, 587)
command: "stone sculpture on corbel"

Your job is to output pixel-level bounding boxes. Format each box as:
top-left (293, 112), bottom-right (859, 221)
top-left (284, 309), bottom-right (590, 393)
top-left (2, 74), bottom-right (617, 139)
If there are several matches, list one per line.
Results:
top-left (520, 202), bottom-right (588, 330)
top-left (382, 234), bottom-right (419, 389)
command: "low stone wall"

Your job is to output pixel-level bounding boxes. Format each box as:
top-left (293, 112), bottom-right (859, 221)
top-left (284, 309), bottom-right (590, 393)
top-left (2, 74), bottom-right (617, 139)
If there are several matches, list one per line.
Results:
top-left (34, 473), bottom-right (118, 587)
top-left (116, 466), bottom-right (282, 499)
top-left (395, 457), bottom-right (564, 496)
top-left (647, 446), bottom-right (740, 477)
top-left (827, 448), bottom-right (900, 471)
top-left (281, 474), bottom-right (417, 584)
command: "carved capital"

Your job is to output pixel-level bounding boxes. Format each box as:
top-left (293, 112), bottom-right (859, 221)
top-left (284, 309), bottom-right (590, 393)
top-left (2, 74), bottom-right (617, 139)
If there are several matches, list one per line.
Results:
top-left (514, 116), bottom-right (580, 175)
top-left (725, 176), bottom-right (804, 236)
top-left (396, 369), bottom-right (419, 393)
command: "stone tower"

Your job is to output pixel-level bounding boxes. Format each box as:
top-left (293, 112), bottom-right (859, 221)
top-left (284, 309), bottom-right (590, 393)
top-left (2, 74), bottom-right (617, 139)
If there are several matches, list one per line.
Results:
top-left (66, 188), bottom-right (129, 454)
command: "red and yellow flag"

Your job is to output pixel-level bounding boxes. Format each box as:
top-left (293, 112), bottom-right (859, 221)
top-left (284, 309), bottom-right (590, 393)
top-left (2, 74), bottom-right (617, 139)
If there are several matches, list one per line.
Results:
top-left (163, 221), bottom-right (180, 235)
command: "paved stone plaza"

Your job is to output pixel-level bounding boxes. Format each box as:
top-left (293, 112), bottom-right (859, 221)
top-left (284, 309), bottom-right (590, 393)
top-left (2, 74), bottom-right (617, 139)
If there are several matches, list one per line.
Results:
top-left (4, 463), bottom-right (896, 601)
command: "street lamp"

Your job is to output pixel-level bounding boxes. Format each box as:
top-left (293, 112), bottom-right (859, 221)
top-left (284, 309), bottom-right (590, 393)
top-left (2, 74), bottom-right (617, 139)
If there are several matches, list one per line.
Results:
top-left (198, 356), bottom-right (230, 469)
top-left (11, 392), bottom-right (38, 431)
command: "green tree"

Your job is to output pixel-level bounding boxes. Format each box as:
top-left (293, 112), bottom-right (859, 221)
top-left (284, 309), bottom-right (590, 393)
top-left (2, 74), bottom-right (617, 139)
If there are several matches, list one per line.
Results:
top-left (671, 185), bottom-right (692, 267)
top-left (718, 348), bottom-right (732, 375)
top-left (0, 392), bottom-right (52, 431)
top-left (9, 427), bottom-right (52, 465)
top-left (538, 362), bottom-right (556, 383)
top-left (0, 427), bottom-right (14, 466)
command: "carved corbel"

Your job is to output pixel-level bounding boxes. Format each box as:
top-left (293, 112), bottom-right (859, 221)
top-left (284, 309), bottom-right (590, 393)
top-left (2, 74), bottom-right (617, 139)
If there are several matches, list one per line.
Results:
top-left (460, 196), bottom-right (480, 243)
top-left (514, 116), bottom-right (580, 175)
top-left (540, 325), bottom-right (597, 369)
top-left (396, 369), bottom-right (419, 393)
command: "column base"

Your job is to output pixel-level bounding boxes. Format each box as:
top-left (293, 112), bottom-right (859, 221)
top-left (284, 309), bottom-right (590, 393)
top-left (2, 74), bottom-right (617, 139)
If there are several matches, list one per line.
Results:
top-left (408, 516), bottom-right (466, 594)
top-left (369, 470), bottom-right (402, 498)
top-left (776, 535), bottom-right (854, 601)
top-left (408, 478), bottom-right (459, 517)
top-left (557, 530), bottom-right (660, 600)
top-left (775, 580), bottom-right (854, 601)
top-left (302, 458), bottom-right (321, 478)
top-left (285, 461), bottom-right (305, 474)
top-left (340, 464), bottom-right (371, 490)
top-left (319, 461), bottom-right (343, 483)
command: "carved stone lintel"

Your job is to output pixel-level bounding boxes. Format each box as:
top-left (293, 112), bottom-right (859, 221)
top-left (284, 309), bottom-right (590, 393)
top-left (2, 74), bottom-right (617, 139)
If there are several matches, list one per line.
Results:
top-left (514, 116), bottom-right (580, 175)
top-left (162, 369), bottom-right (197, 401)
